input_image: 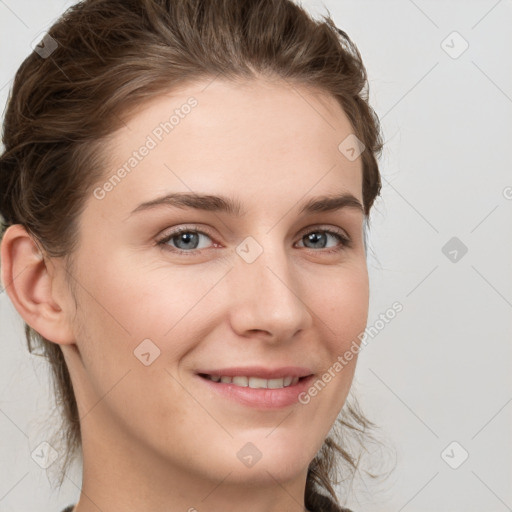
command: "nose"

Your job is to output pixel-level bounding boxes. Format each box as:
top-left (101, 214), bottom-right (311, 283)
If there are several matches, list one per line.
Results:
top-left (227, 242), bottom-right (313, 343)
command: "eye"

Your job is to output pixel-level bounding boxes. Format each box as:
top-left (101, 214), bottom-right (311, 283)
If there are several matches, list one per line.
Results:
top-left (156, 225), bottom-right (352, 256)
top-left (157, 226), bottom-right (216, 255)
top-left (296, 227), bottom-right (351, 253)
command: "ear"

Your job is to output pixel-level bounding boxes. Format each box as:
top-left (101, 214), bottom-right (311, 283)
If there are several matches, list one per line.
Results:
top-left (1, 224), bottom-right (75, 345)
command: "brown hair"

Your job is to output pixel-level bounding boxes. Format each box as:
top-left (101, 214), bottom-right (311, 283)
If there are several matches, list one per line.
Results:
top-left (0, 0), bottom-right (385, 509)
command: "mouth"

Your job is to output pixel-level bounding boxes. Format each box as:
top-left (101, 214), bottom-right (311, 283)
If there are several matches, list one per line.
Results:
top-left (195, 367), bottom-right (315, 409)
top-left (198, 373), bottom-right (306, 389)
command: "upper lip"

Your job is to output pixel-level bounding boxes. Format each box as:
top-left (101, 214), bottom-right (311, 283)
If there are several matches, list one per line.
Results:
top-left (196, 366), bottom-right (314, 379)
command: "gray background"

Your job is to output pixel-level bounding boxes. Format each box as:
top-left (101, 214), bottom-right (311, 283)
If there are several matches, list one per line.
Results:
top-left (1, 1), bottom-right (511, 511)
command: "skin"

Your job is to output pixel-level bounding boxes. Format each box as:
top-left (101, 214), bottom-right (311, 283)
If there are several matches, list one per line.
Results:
top-left (1, 76), bottom-right (369, 512)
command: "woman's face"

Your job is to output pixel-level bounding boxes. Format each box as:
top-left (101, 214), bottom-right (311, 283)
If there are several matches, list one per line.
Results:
top-left (60, 77), bottom-right (369, 496)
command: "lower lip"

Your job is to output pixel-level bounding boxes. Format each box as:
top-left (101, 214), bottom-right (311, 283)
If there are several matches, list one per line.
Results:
top-left (196, 374), bottom-right (315, 409)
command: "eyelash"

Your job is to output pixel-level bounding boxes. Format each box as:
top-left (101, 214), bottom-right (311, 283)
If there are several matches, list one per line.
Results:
top-left (156, 225), bottom-right (352, 256)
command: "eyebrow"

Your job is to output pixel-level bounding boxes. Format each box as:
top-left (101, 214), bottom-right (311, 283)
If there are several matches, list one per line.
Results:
top-left (128, 192), bottom-right (365, 218)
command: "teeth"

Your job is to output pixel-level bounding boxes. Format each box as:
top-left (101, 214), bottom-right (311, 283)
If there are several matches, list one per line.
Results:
top-left (204, 374), bottom-right (301, 389)
top-left (232, 376), bottom-right (248, 387)
top-left (249, 377), bottom-right (268, 389)
top-left (267, 378), bottom-right (284, 389)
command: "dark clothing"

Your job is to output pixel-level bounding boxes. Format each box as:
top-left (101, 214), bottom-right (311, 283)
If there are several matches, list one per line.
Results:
top-left (61, 506), bottom-right (74, 512)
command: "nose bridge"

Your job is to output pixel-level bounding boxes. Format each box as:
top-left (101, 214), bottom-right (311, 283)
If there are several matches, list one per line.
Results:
top-left (228, 237), bottom-right (312, 339)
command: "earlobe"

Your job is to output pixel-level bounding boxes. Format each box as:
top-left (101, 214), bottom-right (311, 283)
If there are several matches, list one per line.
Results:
top-left (0, 224), bottom-right (75, 345)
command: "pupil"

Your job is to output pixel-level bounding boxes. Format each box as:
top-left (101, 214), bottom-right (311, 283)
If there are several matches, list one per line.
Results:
top-left (177, 232), bottom-right (198, 249)
top-left (307, 232), bottom-right (325, 248)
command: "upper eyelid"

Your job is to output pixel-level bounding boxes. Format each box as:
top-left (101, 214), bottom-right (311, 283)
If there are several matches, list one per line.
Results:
top-left (158, 225), bottom-right (216, 242)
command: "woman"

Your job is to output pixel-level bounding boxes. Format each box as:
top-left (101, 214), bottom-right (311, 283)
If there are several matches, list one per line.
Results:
top-left (0, 0), bottom-right (384, 511)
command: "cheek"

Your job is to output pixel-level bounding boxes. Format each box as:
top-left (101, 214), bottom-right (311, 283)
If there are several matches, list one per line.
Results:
top-left (300, 263), bottom-right (368, 416)
top-left (78, 252), bottom-right (207, 339)
top-left (311, 262), bottom-right (369, 346)
top-left (71, 255), bottom-right (230, 408)
top-left (69, 261), bottom-right (202, 426)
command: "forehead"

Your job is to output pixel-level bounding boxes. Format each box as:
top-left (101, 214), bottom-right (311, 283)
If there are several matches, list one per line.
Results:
top-left (88, 77), bottom-right (364, 219)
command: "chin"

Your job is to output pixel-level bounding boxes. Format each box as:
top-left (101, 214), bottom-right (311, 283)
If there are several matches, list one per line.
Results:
top-left (205, 433), bottom-right (317, 483)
